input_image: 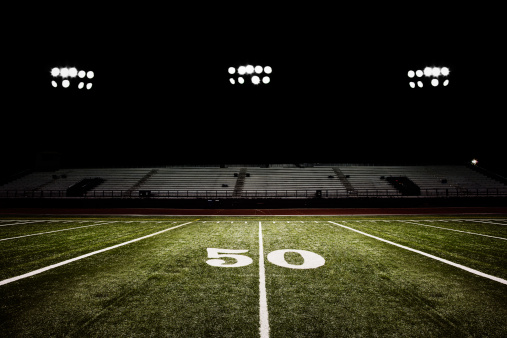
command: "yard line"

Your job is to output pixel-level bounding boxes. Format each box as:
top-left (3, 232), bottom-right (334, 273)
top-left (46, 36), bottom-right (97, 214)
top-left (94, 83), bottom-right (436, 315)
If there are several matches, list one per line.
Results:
top-left (328, 221), bottom-right (507, 286)
top-left (0, 221), bottom-right (116, 242)
top-left (0, 221), bottom-right (194, 286)
top-left (259, 221), bottom-right (270, 338)
top-left (403, 221), bottom-right (507, 241)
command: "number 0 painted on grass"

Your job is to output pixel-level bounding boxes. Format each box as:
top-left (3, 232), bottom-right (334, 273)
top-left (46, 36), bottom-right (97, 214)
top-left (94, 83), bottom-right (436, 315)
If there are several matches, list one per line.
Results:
top-left (267, 249), bottom-right (325, 269)
top-left (206, 248), bottom-right (325, 269)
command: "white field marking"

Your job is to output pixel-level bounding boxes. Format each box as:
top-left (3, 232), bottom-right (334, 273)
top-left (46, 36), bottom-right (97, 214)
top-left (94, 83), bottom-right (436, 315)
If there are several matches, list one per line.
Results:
top-left (0, 221), bottom-right (116, 242)
top-left (471, 220), bottom-right (507, 226)
top-left (259, 221), bottom-right (270, 338)
top-left (403, 221), bottom-right (507, 241)
top-left (0, 221), bottom-right (194, 286)
top-left (328, 221), bottom-right (507, 285)
top-left (0, 220), bottom-right (47, 227)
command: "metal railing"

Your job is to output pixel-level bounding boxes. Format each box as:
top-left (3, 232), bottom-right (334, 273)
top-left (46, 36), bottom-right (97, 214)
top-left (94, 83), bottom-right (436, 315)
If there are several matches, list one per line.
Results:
top-left (1, 188), bottom-right (507, 199)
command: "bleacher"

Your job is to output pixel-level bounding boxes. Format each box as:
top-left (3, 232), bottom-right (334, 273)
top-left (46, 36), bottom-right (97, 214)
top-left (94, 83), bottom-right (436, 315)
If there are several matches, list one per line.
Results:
top-left (1, 165), bottom-right (506, 199)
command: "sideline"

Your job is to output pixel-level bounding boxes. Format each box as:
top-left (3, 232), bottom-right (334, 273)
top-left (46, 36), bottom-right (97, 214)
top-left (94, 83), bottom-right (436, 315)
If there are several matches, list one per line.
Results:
top-left (328, 221), bottom-right (507, 285)
top-left (0, 221), bottom-right (195, 286)
top-left (403, 220), bottom-right (507, 241)
top-left (0, 221), bottom-right (115, 242)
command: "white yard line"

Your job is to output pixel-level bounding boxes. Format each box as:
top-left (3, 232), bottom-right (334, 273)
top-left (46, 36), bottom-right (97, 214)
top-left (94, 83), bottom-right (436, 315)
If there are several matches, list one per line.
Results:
top-left (402, 221), bottom-right (507, 241)
top-left (0, 221), bottom-right (194, 286)
top-left (328, 221), bottom-right (507, 285)
top-left (259, 221), bottom-right (270, 338)
top-left (0, 221), bottom-right (116, 242)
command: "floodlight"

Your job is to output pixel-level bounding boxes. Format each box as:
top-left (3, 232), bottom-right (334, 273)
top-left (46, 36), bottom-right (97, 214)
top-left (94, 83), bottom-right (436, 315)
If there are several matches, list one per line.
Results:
top-left (432, 67), bottom-right (441, 77)
top-left (264, 66), bottom-right (272, 74)
top-left (86, 71), bottom-right (94, 79)
top-left (51, 80), bottom-right (58, 88)
top-left (246, 65), bottom-right (254, 74)
top-left (443, 79), bottom-right (449, 86)
top-left (78, 82), bottom-right (84, 89)
top-left (86, 83), bottom-right (92, 90)
top-left (228, 67), bottom-right (235, 75)
top-left (408, 70), bottom-right (415, 78)
top-left (262, 76), bottom-right (270, 84)
top-left (441, 67), bottom-right (450, 76)
top-left (431, 78), bottom-right (439, 87)
top-left (229, 78), bottom-right (235, 85)
top-left (60, 68), bottom-right (69, 78)
top-left (471, 159), bottom-right (478, 165)
top-left (252, 75), bottom-right (260, 85)
top-left (409, 82), bottom-right (415, 88)
top-left (51, 68), bottom-right (60, 77)
top-left (255, 65), bottom-right (263, 74)
top-left (69, 67), bottom-right (78, 78)
top-left (424, 67), bottom-right (432, 77)
top-left (78, 70), bottom-right (86, 78)
top-left (238, 66), bottom-right (246, 75)
top-left (417, 81), bottom-right (423, 88)
top-left (62, 79), bottom-right (70, 88)
top-left (238, 77), bottom-right (244, 84)
top-left (416, 70), bottom-right (423, 77)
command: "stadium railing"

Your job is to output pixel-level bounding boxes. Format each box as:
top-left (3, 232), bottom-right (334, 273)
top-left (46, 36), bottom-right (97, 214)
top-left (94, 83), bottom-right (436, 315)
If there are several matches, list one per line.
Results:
top-left (2, 188), bottom-right (507, 199)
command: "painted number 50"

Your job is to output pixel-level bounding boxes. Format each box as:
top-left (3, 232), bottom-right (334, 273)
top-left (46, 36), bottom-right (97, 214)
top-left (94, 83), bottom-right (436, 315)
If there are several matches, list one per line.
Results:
top-left (206, 248), bottom-right (325, 269)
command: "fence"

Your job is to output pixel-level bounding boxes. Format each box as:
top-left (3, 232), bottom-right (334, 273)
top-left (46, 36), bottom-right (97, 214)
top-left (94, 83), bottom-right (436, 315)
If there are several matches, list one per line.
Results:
top-left (1, 188), bottom-right (507, 199)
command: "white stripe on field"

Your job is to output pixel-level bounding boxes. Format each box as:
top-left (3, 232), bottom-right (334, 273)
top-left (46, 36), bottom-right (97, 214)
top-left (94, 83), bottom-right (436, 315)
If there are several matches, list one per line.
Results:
top-left (0, 222), bottom-right (115, 242)
top-left (403, 221), bottom-right (507, 241)
top-left (259, 222), bottom-right (270, 338)
top-left (328, 221), bottom-right (507, 285)
top-left (0, 220), bottom-right (46, 227)
top-left (0, 221), bottom-right (194, 286)
top-left (471, 220), bottom-right (507, 226)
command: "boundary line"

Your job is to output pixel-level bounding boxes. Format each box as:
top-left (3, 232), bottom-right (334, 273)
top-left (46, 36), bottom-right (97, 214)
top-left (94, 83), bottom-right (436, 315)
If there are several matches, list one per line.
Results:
top-left (402, 221), bottom-right (507, 241)
top-left (0, 221), bottom-right (115, 242)
top-left (328, 221), bottom-right (507, 285)
top-left (0, 221), bottom-right (195, 286)
top-left (259, 221), bottom-right (270, 338)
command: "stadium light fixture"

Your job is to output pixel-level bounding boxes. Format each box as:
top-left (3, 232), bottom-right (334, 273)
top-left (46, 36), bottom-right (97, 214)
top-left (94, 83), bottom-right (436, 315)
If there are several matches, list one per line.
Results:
top-left (409, 66), bottom-right (450, 88)
top-left (51, 66), bottom-right (94, 90)
top-left (229, 64), bottom-right (272, 85)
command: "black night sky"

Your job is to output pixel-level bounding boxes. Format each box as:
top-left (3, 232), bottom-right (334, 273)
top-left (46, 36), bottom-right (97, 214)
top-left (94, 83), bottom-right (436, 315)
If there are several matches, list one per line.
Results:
top-left (2, 5), bottom-right (505, 173)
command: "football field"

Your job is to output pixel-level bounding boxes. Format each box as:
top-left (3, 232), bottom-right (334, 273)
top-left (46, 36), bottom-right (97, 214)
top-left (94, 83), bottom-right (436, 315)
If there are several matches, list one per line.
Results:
top-left (1, 215), bottom-right (506, 337)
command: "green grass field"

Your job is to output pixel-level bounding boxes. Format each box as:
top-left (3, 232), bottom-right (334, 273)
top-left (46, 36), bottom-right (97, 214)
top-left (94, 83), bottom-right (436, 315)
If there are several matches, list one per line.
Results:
top-left (1, 215), bottom-right (506, 337)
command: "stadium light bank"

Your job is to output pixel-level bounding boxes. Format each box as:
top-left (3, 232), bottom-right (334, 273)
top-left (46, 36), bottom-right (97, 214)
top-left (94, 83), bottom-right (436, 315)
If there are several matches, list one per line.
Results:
top-left (50, 67), bottom-right (94, 90)
top-left (228, 65), bottom-right (272, 85)
top-left (408, 67), bottom-right (449, 88)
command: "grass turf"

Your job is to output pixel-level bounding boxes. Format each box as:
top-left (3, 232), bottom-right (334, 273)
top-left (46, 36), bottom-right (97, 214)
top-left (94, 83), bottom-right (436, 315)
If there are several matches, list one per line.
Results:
top-left (0, 215), bottom-right (506, 337)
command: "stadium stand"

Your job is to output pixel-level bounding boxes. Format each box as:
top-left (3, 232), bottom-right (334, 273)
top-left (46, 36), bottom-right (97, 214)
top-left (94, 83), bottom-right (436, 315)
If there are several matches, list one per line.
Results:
top-left (1, 165), bottom-right (506, 200)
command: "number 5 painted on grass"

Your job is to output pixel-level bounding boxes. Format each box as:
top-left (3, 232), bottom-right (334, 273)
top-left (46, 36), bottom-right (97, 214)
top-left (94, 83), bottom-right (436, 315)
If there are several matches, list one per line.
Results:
top-left (206, 248), bottom-right (325, 269)
top-left (206, 248), bottom-right (254, 268)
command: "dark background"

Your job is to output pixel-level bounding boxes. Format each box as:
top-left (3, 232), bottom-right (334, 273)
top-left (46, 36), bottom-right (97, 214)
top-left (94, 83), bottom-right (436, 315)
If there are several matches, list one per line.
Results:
top-left (2, 5), bottom-right (505, 174)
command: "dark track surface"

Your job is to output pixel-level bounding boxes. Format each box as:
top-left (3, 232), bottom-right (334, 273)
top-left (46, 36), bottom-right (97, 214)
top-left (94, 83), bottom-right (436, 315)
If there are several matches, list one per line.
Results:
top-left (1, 207), bottom-right (507, 216)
